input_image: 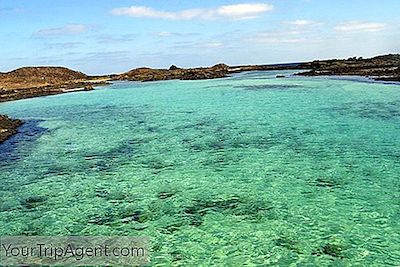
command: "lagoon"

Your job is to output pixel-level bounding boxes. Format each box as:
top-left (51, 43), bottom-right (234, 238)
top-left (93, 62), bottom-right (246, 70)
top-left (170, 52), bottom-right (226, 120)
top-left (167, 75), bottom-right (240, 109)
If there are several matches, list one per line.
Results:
top-left (0, 70), bottom-right (399, 265)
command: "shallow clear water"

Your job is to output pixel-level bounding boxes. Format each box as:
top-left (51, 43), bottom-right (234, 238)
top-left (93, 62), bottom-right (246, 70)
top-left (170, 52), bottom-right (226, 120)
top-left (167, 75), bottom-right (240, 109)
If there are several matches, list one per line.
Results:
top-left (0, 71), bottom-right (400, 266)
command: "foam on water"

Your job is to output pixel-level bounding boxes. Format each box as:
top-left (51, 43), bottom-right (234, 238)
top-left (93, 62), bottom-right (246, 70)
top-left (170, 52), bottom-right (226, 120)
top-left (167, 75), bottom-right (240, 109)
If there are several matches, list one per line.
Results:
top-left (0, 71), bottom-right (399, 265)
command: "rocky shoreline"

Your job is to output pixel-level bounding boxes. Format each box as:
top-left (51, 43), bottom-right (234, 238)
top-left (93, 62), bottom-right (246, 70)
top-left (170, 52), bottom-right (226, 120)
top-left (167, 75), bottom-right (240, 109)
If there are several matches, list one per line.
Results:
top-left (0, 64), bottom-right (232, 103)
top-left (0, 81), bottom-right (110, 103)
top-left (1, 54), bottom-right (398, 103)
top-left (0, 67), bottom-right (111, 103)
top-left (0, 54), bottom-right (399, 143)
top-left (294, 54), bottom-right (400, 82)
top-left (229, 54), bottom-right (400, 83)
top-left (0, 115), bottom-right (23, 143)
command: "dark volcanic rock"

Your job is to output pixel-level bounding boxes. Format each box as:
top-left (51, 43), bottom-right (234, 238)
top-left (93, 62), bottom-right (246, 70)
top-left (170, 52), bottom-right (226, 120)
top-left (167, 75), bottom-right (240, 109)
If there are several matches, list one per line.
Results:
top-left (169, 65), bottom-right (180, 70)
top-left (115, 63), bottom-right (230, 82)
top-left (0, 115), bottom-right (23, 143)
top-left (296, 54), bottom-right (400, 82)
top-left (376, 76), bottom-right (400, 82)
top-left (230, 54), bottom-right (400, 82)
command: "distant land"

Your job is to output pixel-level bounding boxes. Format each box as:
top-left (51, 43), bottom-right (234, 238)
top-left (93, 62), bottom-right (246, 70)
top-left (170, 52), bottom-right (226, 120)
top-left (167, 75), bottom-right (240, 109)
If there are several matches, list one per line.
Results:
top-left (1, 54), bottom-right (399, 103)
top-left (0, 54), bottom-right (399, 143)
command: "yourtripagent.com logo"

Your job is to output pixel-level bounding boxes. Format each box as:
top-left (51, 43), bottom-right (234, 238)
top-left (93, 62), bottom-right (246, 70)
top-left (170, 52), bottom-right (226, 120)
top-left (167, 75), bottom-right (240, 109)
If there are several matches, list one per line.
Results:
top-left (0, 236), bottom-right (149, 266)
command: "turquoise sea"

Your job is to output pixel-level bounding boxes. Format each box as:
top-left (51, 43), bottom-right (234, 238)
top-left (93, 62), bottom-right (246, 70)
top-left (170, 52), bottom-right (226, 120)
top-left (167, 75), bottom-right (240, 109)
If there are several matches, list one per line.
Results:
top-left (0, 70), bottom-right (399, 266)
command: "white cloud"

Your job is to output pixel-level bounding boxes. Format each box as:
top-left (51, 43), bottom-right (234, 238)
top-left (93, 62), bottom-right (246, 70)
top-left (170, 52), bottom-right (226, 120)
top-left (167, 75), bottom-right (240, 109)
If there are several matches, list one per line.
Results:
top-left (170, 40), bottom-right (229, 50)
top-left (249, 30), bottom-right (314, 44)
top-left (216, 3), bottom-right (273, 20)
top-left (285, 20), bottom-right (320, 26)
top-left (34, 24), bottom-right (90, 37)
top-left (335, 21), bottom-right (386, 32)
top-left (202, 42), bottom-right (224, 48)
top-left (111, 3), bottom-right (273, 20)
top-left (154, 31), bottom-right (200, 38)
top-left (156, 31), bottom-right (174, 37)
top-left (253, 36), bottom-right (306, 44)
top-left (45, 42), bottom-right (83, 49)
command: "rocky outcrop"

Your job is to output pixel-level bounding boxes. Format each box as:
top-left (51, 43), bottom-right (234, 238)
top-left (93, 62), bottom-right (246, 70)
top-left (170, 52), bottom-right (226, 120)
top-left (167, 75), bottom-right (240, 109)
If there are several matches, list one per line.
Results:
top-left (84, 84), bottom-right (94, 91)
top-left (0, 56), bottom-right (399, 143)
top-left (0, 67), bottom-right (110, 102)
top-left (0, 81), bottom-right (109, 102)
top-left (296, 54), bottom-right (400, 82)
top-left (115, 64), bottom-right (229, 82)
top-left (0, 115), bottom-right (23, 143)
top-left (169, 65), bottom-right (180, 71)
top-left (229, 54), bottom-right (400, 82)
top-left (228, 63), bottom-right (308, 73)
top-left (0, 67), bottom-right (88, 89)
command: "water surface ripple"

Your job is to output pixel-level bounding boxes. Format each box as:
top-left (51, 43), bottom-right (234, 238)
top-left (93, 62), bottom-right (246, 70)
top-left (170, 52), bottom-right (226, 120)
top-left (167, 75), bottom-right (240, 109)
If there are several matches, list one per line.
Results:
top-left (0, 71), bottom-right (399, 265)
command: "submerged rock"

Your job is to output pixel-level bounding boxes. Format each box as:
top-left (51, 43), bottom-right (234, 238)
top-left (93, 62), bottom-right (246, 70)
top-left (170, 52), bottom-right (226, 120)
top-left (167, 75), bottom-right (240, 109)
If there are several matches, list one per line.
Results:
top-left (20, 195), bottom-right (47, 209)
top-left (158, 191), bottom-right (175, 199)
top-left (313, 243), bottom-right (345, 259)
top-left (314, 177), bottom-right (341, 188)
top-left (121, 210), bottom-right (151, 224)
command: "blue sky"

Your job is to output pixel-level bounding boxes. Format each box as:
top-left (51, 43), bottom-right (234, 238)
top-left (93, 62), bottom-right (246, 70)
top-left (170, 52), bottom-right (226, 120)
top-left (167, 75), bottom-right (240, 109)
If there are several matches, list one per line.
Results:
top-left (0, 0), bottom-right (399, 74)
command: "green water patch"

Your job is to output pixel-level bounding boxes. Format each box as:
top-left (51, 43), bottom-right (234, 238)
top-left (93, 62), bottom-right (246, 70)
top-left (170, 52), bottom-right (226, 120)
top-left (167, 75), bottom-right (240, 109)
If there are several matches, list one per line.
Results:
top-left (47, 104), bottom-right (154, 130)
top-left (1, 73), bottom-right (400, 265)
top-left (204, 84), bottom-right (235, 89)
top-left (312, 242), bottom-right (345, 259)
top-left (237, 84), bottom-right (301, 91)
top-left (274, 236), bottom-right (302, 254)
top-left (82, 139), bottom-right (150, 173)
top-left (20, 195), bottom-right (48, 209)
top-left (326, 100), bottom-right (400, 120)
top-left (137, 156), bottom-right (177, 173)
top-left (175, 116), bottom-right (218, 132)
top-left (157, 191), bottom-right (176, 200)
top-left (89, 194), bottom-right (278, 235)
top-left (153, 195), bottom-right (275, 233)
top-left (183, 123), bottom-right (319, 158)
top-left (314, 177), bottom-right (342, 188)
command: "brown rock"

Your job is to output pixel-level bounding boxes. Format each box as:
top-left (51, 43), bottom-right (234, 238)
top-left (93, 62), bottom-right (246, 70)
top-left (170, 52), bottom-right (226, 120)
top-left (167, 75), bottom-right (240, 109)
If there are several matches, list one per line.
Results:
top-left (115, 64), bottom-right (230, 82)
top-left (0, 67), bottom-right (111, 102)
top-left (0, 115), bottom-right (23, 143)
top-left (84, 84), bottom-right (94, 91)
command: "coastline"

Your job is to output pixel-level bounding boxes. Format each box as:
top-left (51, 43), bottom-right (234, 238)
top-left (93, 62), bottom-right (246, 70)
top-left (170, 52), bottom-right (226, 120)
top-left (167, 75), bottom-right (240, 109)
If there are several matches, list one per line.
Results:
top-left (0, 54), bottom-right (399, 143)
top-left (294, 54), bottom-right (400, 82)
top-left (0, 81), bottom-right (110, 103)
top-left (0, 79), bottom-right (110, 143)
